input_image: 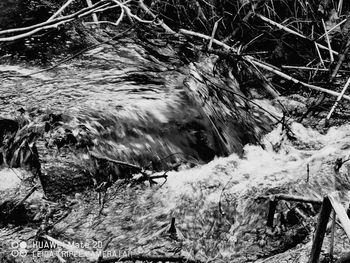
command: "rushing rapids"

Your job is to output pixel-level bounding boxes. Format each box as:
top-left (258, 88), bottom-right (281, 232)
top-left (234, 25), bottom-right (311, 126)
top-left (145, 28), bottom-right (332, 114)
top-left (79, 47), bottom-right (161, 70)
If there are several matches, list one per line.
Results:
top-left (0, 38), bottom-right (273, 198)
top-left (0, 39), bottom-right (350, 263)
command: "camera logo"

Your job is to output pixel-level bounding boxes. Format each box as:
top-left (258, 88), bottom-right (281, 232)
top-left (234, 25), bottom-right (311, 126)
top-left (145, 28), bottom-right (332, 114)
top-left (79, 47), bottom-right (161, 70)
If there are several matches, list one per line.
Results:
top-left (11, 241), bottom-right (28, 257)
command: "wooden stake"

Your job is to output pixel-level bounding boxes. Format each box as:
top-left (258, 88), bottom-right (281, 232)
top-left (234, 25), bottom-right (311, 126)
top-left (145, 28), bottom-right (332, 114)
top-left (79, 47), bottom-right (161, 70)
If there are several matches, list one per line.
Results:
top-left (308, 196), bottom-right (332, 263)
top-left (329, 210), bottom-right (336, 261)
top-left (267, 199), bottom-right (278, 227)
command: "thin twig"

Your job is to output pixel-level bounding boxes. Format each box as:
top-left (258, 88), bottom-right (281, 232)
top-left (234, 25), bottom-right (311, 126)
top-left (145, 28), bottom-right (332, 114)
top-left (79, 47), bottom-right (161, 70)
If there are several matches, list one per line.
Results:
top-left (48, 0), bottom-right (76, 21)
top-left (0, 0), bottom-right (109, 35)
top-left (318, 18), bottom-right (347, 40)
top-left (315, 42), bottom-right (325, 68)
top-left (325, 77), bottom-right (350, 123)
top-left (208, 18), bottom-right (222, 50)
top-left (255, 13), bottom-right (338, 56)
top-left (322, 19), bottom-right (334, 63)
top-left (281, 65), bottom-right (350, 72)
top-left (138, 0), bottom-right (176, 34)
top-left (89, 151), bottom-right (143, 171)
top-left (179, 28), bottom-right (348, 100)
top-left (86, 0), bottom-right (99, 23)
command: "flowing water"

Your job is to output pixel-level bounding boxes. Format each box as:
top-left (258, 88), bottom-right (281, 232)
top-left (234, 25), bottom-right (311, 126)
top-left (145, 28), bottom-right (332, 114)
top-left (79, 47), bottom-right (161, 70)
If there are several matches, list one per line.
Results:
top-left (1, 39), bottom-right (350, 262)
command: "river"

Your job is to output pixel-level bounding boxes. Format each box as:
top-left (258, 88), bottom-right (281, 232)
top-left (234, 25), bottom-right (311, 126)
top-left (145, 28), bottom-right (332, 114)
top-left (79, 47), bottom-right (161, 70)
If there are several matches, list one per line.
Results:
top-left (0, 38), bottom-right (350, 262)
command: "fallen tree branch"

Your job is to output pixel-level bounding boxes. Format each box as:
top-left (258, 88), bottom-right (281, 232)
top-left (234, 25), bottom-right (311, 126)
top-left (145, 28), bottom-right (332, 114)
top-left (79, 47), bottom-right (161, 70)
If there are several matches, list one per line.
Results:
top-left (0, 0), bottom-right (110, 36)
top-left (89, 151), bottom-right (143, 171)
top-left (0, 19), bottom-right (74, 42)
top-left (0, 1), bottom-right (115, 42)
top-left (179, 28), bottom-right (233, 50)
top-left (179, 28), bottom-right (350, 101)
